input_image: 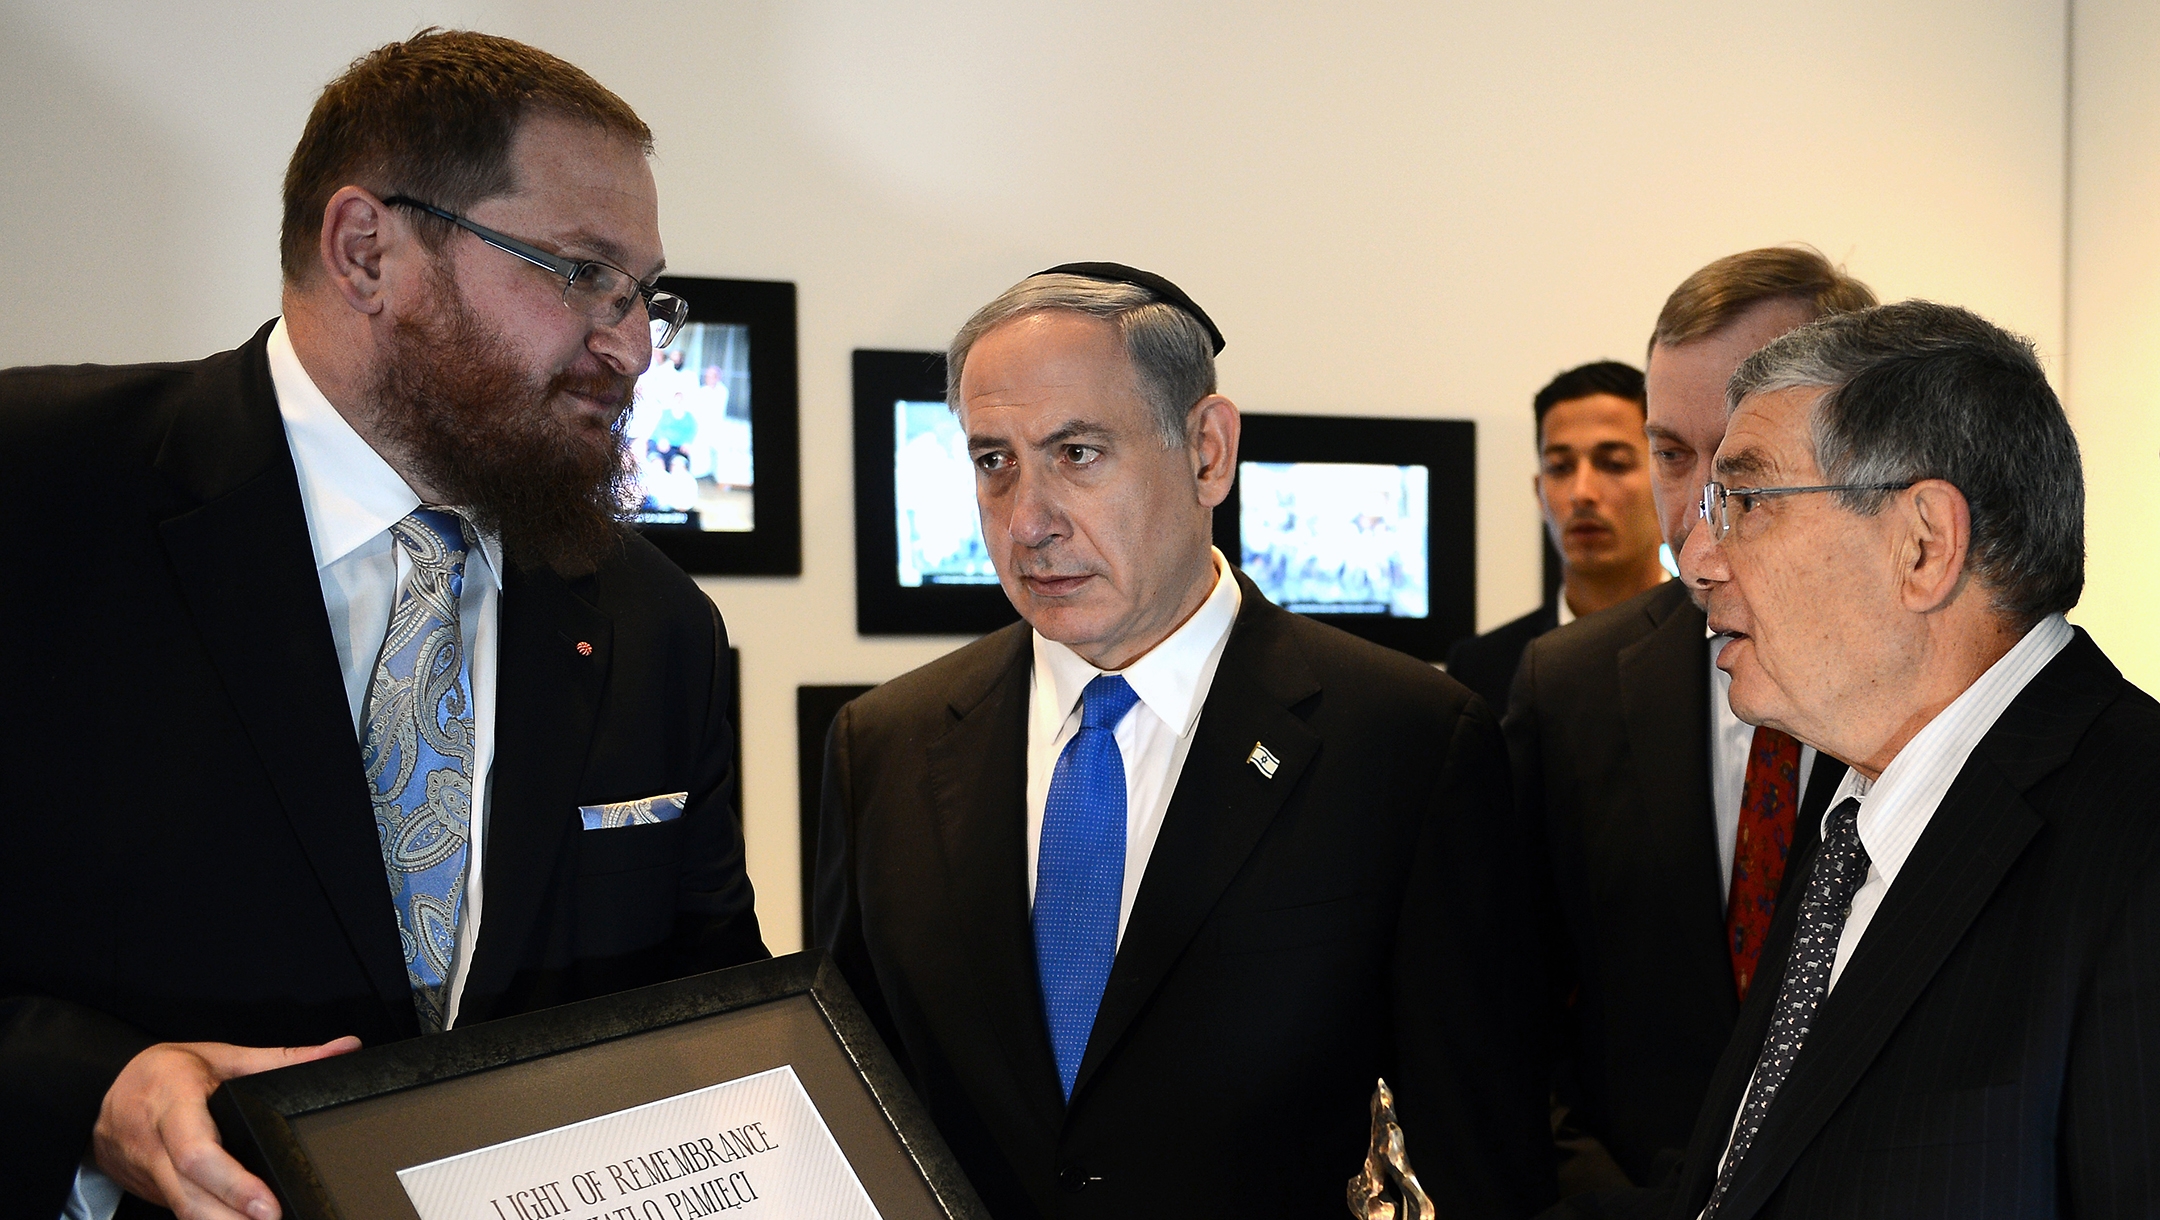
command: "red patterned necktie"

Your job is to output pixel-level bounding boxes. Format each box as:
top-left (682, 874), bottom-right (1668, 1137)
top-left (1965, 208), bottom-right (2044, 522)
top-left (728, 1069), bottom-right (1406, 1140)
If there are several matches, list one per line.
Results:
top-left (1726, 725), bottom-right (1800, 1001)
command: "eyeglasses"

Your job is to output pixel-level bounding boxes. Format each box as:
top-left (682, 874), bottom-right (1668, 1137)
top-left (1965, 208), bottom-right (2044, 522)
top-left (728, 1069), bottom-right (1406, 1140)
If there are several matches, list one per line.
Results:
top-left (382, 195), bottom-right (689, 348)
top-left (1697, 480), bottom-right (1914, 542)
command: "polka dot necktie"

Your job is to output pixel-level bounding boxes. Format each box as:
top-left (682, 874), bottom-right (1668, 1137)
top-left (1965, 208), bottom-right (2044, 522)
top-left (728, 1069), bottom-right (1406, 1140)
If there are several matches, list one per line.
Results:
top-left (1704, 797), bottom-right (1870, 1218)
top-left (1033, 674), bottom-right (1140, 1101)
top-left (360, 509), bottom-right (477, 1034)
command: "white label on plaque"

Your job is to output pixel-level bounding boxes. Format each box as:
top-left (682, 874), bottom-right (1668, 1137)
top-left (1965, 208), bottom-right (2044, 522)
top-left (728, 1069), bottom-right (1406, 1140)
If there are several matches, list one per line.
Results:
top-left (395, 1065), bottom-right (881, 1220)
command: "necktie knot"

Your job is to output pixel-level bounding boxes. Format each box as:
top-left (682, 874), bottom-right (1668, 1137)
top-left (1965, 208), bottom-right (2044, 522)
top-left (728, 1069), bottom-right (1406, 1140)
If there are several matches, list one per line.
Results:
top-left (392, 509), bottom-right (469, 602)
top-left (1079, 674), bottom-right (1139, 731)
top-left (1820, 796), bottom-right (1871, 899)
top-left (394, 508), bottom-right (467, 563)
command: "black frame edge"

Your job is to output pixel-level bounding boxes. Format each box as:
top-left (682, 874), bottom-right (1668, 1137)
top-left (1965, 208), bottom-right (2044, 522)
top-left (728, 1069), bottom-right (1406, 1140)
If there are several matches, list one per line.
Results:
top-left (209, 1086), bottom-right (343, 1220)
top-left (634, 276), bottom-right (802, 576)
top-left (851, 349), bottom-right (1019, 637)
top-left (1214, 413), bottom-right (1477, 660)
top-left (212, 952), bottom-right (988, 1220)
top-left (805, 955), bottom-right (992, 1220)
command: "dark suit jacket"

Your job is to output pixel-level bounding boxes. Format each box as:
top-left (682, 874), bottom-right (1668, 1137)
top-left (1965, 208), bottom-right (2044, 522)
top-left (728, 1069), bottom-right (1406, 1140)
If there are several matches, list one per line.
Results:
top-left (815, 574), bottom-right (1555, 1219)
top-left (0, 324), bottom-right (766, 1218)
top-left (1505, 580), bottom-right (1843, 1187)
top-left (1447, 603), bottom-right (1561, 715)
top-left (1651, 629), bottom-right (2160, 1219)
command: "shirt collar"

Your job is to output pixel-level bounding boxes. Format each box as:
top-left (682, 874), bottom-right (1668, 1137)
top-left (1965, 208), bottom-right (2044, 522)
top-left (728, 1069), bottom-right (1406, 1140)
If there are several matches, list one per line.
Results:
top-left (1032, 547), bottom-right (1243, 738)
top-left (1552, 569), bottom-right (1668, 630)
top-left (1827, 612), bottom-right (2074, 884)
top-left (268, 317), bottom-right (503, 588)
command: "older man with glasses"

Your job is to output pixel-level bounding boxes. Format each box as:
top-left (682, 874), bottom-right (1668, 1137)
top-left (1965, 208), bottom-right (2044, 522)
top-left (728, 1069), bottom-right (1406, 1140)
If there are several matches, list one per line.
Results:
top-left (0, 31), bottom-right (766, 1220)
top-left (1555, 300), bottom-right (2160, 1220)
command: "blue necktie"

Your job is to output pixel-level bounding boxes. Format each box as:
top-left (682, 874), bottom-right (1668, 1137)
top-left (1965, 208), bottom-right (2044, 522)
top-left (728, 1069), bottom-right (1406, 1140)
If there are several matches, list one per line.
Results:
top-left (1034, 673), bottom-right (1141, 1100)
top-left (361, 509), bottom-right (477, 1033)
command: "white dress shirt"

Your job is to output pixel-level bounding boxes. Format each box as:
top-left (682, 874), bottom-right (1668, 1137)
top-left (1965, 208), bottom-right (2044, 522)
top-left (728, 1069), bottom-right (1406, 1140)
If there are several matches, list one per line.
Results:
top-left (1711, 632), bottom-right (1817, 906)
top-left (1819, 612), bottom-right (2072, 990)
top-left (1025, 550), bottom-right (1242, 943)
top-left (64, 321), bottom-right (506, 1220)
top-left (1700, 612), bottom-right (2073, 1209)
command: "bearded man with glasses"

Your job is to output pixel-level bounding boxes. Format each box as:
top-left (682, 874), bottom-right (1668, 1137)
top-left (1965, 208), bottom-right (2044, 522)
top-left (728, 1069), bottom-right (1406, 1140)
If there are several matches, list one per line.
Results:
top-left (0, 31), bottom-right (765, 1220)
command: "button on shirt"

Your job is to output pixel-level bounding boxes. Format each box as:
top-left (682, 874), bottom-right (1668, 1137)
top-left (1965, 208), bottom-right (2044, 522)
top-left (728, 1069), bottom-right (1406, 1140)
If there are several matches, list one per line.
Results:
top-left (1700, 612), bottom-right (2073, 1211)
top-left (1026, 551), bottom-right (1242, 943)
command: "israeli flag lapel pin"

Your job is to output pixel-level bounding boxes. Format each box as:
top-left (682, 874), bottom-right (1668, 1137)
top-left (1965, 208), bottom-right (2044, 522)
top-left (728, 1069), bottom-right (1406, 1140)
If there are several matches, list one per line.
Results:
top-left (1246, 741), bottom-right (1281, 779)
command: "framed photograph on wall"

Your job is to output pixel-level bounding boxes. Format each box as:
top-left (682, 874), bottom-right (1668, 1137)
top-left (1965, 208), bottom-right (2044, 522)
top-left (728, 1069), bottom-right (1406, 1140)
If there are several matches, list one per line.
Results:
top-left (1213, 414), bottom-right (1475, 661)
top-left (798, 683), bottom-right (877, 935)
top-left (851, 349), bottom-right (1019, 636)
top-left (627, 276), bottom-right (801, 575)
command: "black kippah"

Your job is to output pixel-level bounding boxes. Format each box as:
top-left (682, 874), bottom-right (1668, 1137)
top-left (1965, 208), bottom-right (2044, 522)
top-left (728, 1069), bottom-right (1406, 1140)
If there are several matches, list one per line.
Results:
top-left (1032, 261), bottom-right (1225, 355)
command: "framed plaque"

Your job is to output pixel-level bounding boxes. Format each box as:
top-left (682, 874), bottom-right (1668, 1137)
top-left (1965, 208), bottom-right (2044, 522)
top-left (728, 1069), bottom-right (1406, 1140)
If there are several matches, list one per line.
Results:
top-left (212, 952), bottom-right (985, 1220)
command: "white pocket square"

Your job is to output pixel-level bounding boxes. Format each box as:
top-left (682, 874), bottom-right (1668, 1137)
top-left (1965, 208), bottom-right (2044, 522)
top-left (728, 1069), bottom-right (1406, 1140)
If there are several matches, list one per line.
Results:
top-left (579, 791), bottom-right (688, 830)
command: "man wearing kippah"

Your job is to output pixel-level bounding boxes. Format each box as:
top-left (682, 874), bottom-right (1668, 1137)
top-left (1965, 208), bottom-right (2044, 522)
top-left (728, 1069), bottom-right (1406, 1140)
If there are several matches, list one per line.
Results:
top-left (816, 265), bottom-right (1554, 1218)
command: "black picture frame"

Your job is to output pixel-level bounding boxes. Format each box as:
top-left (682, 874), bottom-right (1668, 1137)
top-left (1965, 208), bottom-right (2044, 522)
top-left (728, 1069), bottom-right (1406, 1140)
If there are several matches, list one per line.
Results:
top-left (1214, 413), bottom-right (1476, 662)
top-left (797, 684), bottom-right (877, 935)
top-left (211, 952), bottom-right (986, 1220)
top-left (852, 349), bottom-right (1019, 636)
top-left (631, 276), bottom-right (801, 575)
top-left (725, 647), bottom-right (742, 823)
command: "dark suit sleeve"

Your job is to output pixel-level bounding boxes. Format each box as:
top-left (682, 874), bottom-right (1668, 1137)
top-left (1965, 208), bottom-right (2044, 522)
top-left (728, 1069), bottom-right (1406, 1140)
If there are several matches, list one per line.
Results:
top-left (666, 601), bottom-right (767, 974)
top-left (1395, 692), bottom-right (1558, 1218)
top-left (2062, 847), bottom-right (2160, 1212)
top-left (1504, 641), bottom-right (1578, 1090)
top-left (0, 995), bottom-right (155, 1220)
top-left (811, 700), bottom-right (915, 1083)
top-left (1506, 640), bottom-right (1640, 1199)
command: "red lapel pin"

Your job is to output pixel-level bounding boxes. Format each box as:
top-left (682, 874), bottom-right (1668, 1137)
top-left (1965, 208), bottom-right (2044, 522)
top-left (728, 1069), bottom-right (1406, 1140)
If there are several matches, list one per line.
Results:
top-left (575, 641), bottom-right (593, 656)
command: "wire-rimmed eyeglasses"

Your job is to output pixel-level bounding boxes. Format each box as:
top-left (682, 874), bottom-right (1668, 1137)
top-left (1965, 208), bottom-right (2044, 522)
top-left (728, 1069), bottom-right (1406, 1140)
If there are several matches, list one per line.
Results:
top-left (1697, 480), bottom-right (1914, 542)
top-left (383, 195), bottom-right (689, 348)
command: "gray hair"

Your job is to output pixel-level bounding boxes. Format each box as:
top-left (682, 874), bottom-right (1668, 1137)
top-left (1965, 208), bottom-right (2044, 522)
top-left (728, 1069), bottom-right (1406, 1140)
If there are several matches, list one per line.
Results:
top-left (946, 274), bottom-right (1217, 447)
top-left (1727, 300), bottom-right (2084, 626)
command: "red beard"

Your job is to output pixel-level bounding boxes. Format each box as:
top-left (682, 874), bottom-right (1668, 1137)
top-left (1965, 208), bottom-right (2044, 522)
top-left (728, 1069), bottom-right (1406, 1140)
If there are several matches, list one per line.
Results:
top-left (371, 272), bottom-right (638, 575)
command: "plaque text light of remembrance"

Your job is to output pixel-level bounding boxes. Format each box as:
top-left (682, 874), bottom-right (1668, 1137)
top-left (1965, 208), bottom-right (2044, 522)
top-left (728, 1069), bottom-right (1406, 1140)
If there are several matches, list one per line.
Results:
top-left (397, 1065), bottom-right (881, 1220)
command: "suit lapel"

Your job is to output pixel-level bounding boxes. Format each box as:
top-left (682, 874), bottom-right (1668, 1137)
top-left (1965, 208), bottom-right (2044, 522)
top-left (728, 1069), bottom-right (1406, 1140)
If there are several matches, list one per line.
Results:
top-left (1615, 583), bottom-right (1725, 927)
top-left (1072, 580), bottom-right (1322, 1100)
top-left (152, 324), bottom-right (415, 1031)
top-left (460, 560), bottom-right (613, 1010)
top-left (921, 627), bottom-right (1069, 1127)
top-left (1712, 632), bottom-right (2119, 1218)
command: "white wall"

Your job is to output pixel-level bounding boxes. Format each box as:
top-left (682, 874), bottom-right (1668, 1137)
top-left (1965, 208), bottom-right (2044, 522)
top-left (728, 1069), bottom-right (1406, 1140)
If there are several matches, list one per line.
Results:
top-left (0, 1), bottom-right (2075, 951)
top-left (2066, 0), bottom-right (2160, 694)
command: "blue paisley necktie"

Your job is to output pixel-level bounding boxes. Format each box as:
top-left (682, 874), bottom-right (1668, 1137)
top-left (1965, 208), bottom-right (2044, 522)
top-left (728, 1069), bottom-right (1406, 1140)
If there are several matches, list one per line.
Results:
top-left (1034, 673), bottom-right (1141, 1101)
top-left (361, 509), bottom-right (476, 1033)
